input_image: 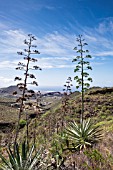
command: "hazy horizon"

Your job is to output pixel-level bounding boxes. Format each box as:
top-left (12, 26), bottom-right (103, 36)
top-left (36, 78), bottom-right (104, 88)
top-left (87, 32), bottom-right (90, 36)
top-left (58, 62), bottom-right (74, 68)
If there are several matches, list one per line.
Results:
top-left (0, 84), bottom-right (113, 94)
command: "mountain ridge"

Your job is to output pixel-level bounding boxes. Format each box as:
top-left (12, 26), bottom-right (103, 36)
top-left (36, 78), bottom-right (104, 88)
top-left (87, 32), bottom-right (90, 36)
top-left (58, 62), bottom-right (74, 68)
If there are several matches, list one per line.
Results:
top-left (0, 85), bottom-right (63, 97)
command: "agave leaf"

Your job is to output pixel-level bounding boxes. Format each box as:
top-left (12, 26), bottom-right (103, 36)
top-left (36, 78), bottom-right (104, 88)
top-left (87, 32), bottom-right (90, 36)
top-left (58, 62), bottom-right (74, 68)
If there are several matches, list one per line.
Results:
top-left (28, 150), bottom-right (41, 170)
top-left (0, 153), bottom-right (12, 170)
top-left (14, 143), bottom-right (21, 168)
top-left (22, 141), bottom-right (26, 160)
top-left (24, 144), bottom-right (34, 168)
top-left (66, 130), bottom-right (79, 139)
top-left (66, 123), bottom-right (79, 136)
top-left (28, 158), bottom-right (37, 170)
top-left (7, 147), bottom-right (18, 170)
top-left (0, 140), bottom-right (44, 170)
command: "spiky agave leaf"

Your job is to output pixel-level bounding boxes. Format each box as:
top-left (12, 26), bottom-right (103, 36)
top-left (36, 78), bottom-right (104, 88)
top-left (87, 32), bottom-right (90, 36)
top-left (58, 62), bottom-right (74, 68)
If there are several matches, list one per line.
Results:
top-left (0, 152), bottom-right (13, 170)
top-left (0, 141), bottom-right (43, 170)
top-left (65, 119), bottom-right (102, 150)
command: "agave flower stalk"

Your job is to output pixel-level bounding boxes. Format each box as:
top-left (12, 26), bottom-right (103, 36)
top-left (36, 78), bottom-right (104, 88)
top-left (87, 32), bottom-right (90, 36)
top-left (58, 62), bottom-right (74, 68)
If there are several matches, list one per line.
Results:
top-left (61, 77), bottom-right (73, 128)
top-left (72, 35), bottom-right (92, 123)
top-left (14, 34), bottom-right (42, 145)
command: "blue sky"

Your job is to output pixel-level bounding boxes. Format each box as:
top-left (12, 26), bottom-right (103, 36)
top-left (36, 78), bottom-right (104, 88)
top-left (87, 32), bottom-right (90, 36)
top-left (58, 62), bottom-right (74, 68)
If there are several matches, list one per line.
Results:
top-left (0, 0), bottom-right (113, 91)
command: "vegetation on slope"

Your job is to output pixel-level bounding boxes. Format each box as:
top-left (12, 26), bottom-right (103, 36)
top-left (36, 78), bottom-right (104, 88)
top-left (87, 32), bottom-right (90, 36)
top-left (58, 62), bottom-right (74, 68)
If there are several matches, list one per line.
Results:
top-left (13, 87), bottom-right (113, 169)
top-left (1, 87), bottom-right (113, 169)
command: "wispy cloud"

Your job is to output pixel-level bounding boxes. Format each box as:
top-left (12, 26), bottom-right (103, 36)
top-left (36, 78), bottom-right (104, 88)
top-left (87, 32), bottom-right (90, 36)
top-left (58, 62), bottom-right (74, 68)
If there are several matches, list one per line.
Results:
top-left (36, 31), bottom-right (76, 57)
top-left (0, 61), bottom-right (16, 69)
top-left (82, 19), bottom-right (113, 58)
top-left (0, 76), bottom-right (15, 88)
top-left (0, 57), bottom-right (73, 70)
top-left (1, 17), bottom-right (113, 68)
top-left (96, 17), bottom-right (113, 34)
top-left (0, 29), bottom-right (76, 64)
top-left (11, 1), bottom-right (58, 12)
top-left (1, 24), bottom-right (112, 71)
top-left (0, 29), bottom-right (27, 61)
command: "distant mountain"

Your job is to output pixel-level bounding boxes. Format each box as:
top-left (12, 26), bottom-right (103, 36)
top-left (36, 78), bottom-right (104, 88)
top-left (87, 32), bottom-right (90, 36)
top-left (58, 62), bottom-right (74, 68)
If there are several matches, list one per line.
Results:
top-left (0, 86), bottom-right (21, 97)
top-left (42, 91), bottom-right (63, 97)
top-left (0, 85), bottom-right (63, 97)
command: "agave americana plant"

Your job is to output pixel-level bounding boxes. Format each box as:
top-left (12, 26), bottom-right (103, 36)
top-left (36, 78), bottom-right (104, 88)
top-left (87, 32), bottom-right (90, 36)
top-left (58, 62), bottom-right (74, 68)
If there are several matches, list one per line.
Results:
top-left (0, 141), bottom-right (43, 170)
top-left (65, 119), bottom-right (102, 150)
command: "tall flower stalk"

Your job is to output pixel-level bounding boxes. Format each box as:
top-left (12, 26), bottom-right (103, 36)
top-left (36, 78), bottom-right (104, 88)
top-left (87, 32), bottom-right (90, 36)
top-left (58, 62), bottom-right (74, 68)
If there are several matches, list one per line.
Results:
top-left (14, 34), bottom-right (42, 145)
top-left (61, 77), bottom-right (73, 128)
top-left (72, 35), bottom-right (92, 123)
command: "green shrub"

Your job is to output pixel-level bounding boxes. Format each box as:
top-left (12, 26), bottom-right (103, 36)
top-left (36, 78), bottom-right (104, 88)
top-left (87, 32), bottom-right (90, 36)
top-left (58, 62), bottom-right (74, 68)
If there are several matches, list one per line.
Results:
top-left (96, 121), bottom-right (106, 127)
top-left (50, 133), bottom-right (67, 169)
top-left (84, 149), bottom-right (104, 162)
top-left (106, 116), bottom-right (112, 121)
top-left (101, 106), bottom-right (107, 112)
top-left (101, 115), bottom-right (107, 119)
top-left (75, 107), bottom-right (81, 113)
top-left (98, 105), bottom-right (102, 109)
top-left (106, 109), bottom-right (111, 115)
top-left (19, 119), bottom-right (26, 128)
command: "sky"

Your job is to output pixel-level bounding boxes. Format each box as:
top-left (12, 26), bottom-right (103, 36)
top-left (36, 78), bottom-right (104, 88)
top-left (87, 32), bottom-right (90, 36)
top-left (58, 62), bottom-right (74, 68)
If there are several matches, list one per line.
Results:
top-left (0, 0), bottom-right (113, 91)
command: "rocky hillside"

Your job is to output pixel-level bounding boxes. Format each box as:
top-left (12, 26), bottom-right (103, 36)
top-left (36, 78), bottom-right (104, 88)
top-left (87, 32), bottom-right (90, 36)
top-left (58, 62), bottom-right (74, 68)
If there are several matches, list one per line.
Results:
top-left (1, 87), bottom-right (113, 169)
top-left (34, 87), bottom-right (113, 135)
top-left (0, 86), bottom-right (21, 97)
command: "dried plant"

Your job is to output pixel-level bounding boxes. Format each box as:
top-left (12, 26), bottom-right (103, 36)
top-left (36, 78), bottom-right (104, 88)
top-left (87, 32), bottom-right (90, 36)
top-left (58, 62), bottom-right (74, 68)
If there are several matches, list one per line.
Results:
top-left (33, 91), bottom-right (42, 148)
top-left (14, 34), bottom-right (42, 145)
top-left (61, 77), bottom-right (73, 128)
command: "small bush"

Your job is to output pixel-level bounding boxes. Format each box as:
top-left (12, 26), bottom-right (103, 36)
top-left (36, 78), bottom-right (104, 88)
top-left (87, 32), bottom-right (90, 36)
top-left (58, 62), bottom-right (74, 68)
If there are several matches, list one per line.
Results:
top-left (19, 119), bottom-right (26, 128)
top-left (84, 149), bottom-right (104, 162)
top-left (75, 107), bottom-right (81, 114)
top-left (98, 105), bottom-right (102, 109)
top-left (101, 106), bottom-right (107, 112)
top-left (106, 109), bottom-right (111, 115)
top-left (106, 116), bottom-right (113, 121)
top-left (101, 115), bottom-right (107, 119)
